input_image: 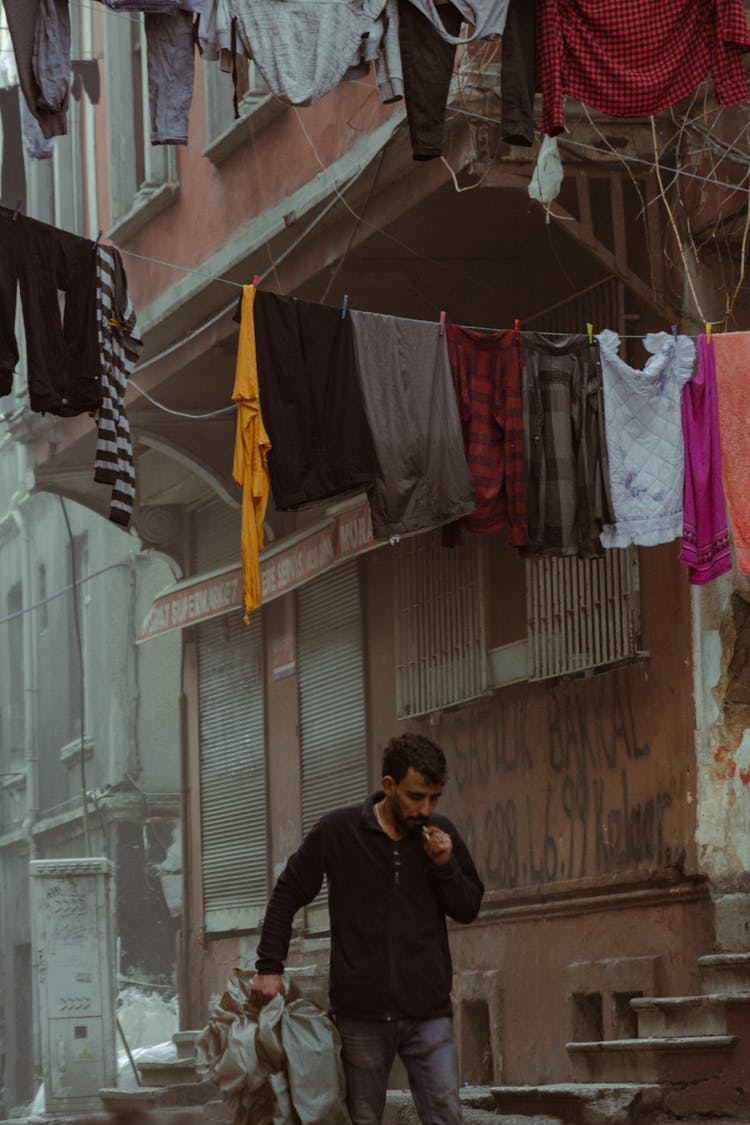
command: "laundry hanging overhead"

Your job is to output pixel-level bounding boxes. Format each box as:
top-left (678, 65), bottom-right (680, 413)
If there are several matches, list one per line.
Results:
top-left (446, 325), bottom-right (527, 544)
top-left (94, 244), bottom-right (141, 528)
top-left (349, 308), bottom-right (476, 539)
top-left (519, 331), bottom-right (613, 560)
top-left (250, 290), bottom-right (376, 511)
top-left (679, 334), bottom-right (731, 585)
top-left (537, 0), bottom-right (750, 136)
top-left (712, 332), bottom-right (750, 576)
top-left (225, 0), bottom-right (401, 107)
top-left (3, 0), bottom-right (71, 139)
top-left (0, 205), bottom-right (139, 527)
top-left (597, 329), bottom-right (695, 549)
top-left (0, 204), bottom-right (101, 415)
top-left (232, 284), bottom-right (271, 621)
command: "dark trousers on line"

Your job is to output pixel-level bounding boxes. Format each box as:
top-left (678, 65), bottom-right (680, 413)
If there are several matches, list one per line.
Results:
top-left (0, 206), bottom-right (101, 415)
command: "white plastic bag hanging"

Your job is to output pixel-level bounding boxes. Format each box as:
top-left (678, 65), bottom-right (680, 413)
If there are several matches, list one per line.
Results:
top-left (528, 135), bottom-right (564, 221)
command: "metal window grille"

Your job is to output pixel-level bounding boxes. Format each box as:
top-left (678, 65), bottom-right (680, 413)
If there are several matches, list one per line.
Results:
top-left (526, 548), bottom-right (640, 681)
top-left (394, 530), bottom-right (486, 718)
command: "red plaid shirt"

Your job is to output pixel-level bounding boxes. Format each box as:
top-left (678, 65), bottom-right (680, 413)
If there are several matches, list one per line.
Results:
top-left (446, 326), bottom-right (528, 544)
top-left (538, 0), bottom-right (750, 136)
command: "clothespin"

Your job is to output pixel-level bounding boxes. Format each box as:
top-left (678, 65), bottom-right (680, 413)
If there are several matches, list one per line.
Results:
top-left (439, 311), bottom-right (446, 336)
top-left (252, 274), bottom-right (261, 288)
top-left (12, 199), bottom-right (22, 221)
top-left (705, 322), bottom-right (712, 343)
top-left (586, 322), bottom-right (594, 345)
top-left (341, 294), bottom-right (349, 320)
top-left (671, 324), bottom-right (679, 338)
top-left (91, 229), bottom-right (103, 251)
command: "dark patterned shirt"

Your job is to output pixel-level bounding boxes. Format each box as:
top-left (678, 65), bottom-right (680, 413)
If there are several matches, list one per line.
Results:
top-left (538, 0), bottom-right (750, 136)
top-left (446, 326), bottom-right (527, 544)
top-left (520, 333), bottom-right (614, 559)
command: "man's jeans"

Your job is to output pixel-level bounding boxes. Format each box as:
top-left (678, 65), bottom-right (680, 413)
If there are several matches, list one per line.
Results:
top-left (336, 1015), bottom-right (461, 1125)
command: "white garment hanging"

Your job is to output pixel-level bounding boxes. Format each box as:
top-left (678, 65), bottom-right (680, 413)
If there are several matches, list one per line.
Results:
top-left (597, 329), bottom-right (696, 548)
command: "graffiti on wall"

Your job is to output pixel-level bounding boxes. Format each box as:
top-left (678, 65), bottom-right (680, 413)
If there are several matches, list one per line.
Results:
top-left (428, 670), bottom-right (681, 891)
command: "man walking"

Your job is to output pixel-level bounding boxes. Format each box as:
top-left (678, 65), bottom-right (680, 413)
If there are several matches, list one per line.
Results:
top-left (251, 731), bottom-right (484, 1125)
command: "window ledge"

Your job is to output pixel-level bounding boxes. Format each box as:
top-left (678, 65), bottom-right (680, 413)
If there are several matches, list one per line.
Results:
top-left (1, 770), bottom-right (27, 793)
top-left (108, 180), bottom-right (180, 245)
top-left (203, 94), bottom-right (286, 167)
top-left (59, 737), bottom-right (94, 767)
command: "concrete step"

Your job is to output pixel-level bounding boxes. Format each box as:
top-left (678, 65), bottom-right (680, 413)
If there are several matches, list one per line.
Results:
top-left (490, 1082), bottom-right (661, 1125)
top-left (631, 993), bottom-right (750, 1038)
top-left (173, 1028), bottom-right (202, 1060)
top-left (566, 1035), bottom-right (738, 1084)
top-left (698, 953), bottom-right (750, 995)
top-left (385, 1087), bottom-right (563, 1125)
top-left (137, 1057), bottom-right (200, 1086)
top-left (99, 1079), bottom-right (219, 1113)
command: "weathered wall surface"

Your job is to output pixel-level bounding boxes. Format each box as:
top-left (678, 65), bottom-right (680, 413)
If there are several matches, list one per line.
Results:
top-left (693, 573), bottom-right (750, 948)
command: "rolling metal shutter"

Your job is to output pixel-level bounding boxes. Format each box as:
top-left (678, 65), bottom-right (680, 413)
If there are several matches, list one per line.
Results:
top-left (197, 612), bottom-right (266, 932)
top-left (297, 562), bottom-right (368, 834)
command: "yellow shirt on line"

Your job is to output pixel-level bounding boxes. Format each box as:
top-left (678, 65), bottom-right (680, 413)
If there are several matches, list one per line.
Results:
top-left (232, 284), bottom-right (271, 620)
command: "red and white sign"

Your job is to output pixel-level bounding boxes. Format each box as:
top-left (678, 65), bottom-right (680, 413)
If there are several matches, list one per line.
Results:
top-left (137, 498), bottom-right (376, 642)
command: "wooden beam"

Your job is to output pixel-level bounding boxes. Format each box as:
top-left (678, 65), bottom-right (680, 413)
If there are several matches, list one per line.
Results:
top-left (644, 177), bottom-right (666, 302)
top-left (610, 175), bottom-right (628, 272)
top-left (548, 199), bottom-right (679, 323)
top-left (576, 171), bottom-right (594, 240)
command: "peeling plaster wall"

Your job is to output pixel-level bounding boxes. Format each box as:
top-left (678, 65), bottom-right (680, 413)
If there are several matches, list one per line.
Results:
top-left (694, 574), bottom-right (750, 918)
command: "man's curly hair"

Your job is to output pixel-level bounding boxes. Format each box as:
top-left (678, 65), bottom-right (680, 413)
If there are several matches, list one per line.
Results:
top-left (382, 732), bottom-right (447, 786)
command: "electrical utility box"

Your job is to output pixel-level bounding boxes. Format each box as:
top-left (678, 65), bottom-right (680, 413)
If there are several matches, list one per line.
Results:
top-left (30, 858), bottom-right (117, 1114)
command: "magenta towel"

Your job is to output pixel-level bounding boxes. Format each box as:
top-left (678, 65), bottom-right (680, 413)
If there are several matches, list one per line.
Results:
top-left (680, 334), bottom-right (732, 584)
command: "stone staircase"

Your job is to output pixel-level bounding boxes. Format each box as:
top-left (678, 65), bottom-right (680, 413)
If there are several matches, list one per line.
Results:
top-left (492, 953), bottom-right (750, 1123)
top-left (99, 1029), bottom-right (231, 1123)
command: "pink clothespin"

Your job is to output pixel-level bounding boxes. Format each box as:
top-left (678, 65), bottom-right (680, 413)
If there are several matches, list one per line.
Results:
top-left (514, 318), bottom-right (520, 339)
top-left (252, 274), bottom-right (261, 288)
top-left (439, 311), bottom-right (446, 336)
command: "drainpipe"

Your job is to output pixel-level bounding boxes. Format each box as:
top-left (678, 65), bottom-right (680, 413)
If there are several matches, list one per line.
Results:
top-left (10, 497), bottom-right (39, 848)
top-left (10, 439), bottom-right (42, 1100)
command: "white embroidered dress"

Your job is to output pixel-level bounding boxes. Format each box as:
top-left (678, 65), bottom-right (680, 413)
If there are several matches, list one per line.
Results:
top-left (597, 329), bottom-right (695, 548)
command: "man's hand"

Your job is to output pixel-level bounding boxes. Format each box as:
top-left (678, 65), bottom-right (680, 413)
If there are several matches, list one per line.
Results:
top-left (250, 972), bottom-right (285, 1006)
top-left (422, 826), bottom-right (453, 866)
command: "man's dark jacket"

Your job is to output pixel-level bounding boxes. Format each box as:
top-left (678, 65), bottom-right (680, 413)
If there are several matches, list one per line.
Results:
top-left (255, 791), bottom-right (484, 1020)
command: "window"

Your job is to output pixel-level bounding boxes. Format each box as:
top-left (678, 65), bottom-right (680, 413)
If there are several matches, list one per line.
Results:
top-left (394, 528), bottom-right (642, 715)
top-left (394, 531), bottom-right (486, 719)
top-left (526, 548), bottom-right (640, 681)
top-left (202, 54), bottom-right (285, 165)
top-left (103, 10), bottom-right (178, 240)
